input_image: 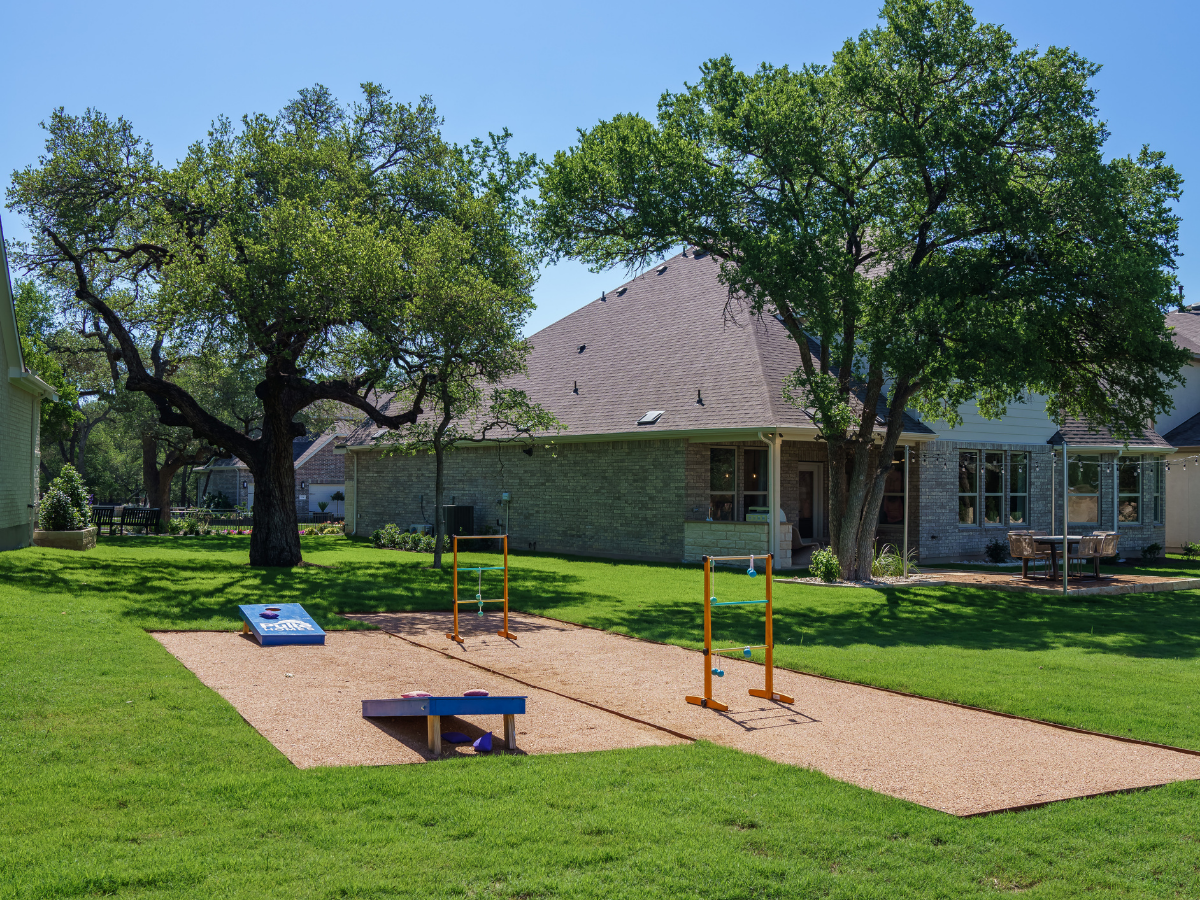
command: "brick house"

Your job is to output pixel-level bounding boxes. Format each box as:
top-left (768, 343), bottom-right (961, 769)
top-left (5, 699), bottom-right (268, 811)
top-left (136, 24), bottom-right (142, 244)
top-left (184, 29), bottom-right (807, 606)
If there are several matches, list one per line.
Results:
top-left (192, 427), bottom-right (349, 518)
top-left (338, 249), bottom-right (1182, 565)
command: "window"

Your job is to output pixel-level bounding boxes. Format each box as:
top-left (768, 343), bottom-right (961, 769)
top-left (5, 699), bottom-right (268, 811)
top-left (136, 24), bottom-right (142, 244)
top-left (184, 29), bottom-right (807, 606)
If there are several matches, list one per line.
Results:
top-left (709, 448), bottom-right (735, 521)
top-left (1118, 456), bottom-right (1140, 523)
top-left (1009, 453), bottom-right (1029, 525)
top-left (879, 450), bottom-right (905, 525)
top-left (958, 452), bottom-right (978, 524)
top-left (1068, 454), bottom-right (1100, 525)
top-left (742, 448), bottom-right (768, 520)
top-left (983, 452), bottom-right (1004, 524)
top-left (1153, 457), bottom-right (1165, 524)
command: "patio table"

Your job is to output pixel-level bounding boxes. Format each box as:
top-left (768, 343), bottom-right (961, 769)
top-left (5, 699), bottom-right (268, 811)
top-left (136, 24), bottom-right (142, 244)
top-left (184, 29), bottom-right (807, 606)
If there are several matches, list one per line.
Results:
top-left (1030, 535), bottom-right (1099, 580)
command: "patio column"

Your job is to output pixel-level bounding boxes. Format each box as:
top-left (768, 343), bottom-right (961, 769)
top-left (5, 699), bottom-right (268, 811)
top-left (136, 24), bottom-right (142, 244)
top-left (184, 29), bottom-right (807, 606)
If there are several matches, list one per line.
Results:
top-left (770, 432), bottom-right (782, 561)
top-left (1062, 441), bottom-right (1069, 596)
top-left (903, 444), bottom-right (910, 577)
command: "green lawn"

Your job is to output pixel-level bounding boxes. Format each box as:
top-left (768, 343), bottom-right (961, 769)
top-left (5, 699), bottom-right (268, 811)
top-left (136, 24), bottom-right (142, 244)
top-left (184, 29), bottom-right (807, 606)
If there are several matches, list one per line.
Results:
top-left (3, 537), bottom-right (1200, 898)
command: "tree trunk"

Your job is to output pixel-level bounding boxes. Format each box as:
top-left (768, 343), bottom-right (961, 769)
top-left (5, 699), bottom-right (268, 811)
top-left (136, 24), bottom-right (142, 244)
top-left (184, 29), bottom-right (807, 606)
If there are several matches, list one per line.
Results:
top-left (142, 434), bottom-right (162, 511)
top-left (247, 404), bottom-right (302, 567)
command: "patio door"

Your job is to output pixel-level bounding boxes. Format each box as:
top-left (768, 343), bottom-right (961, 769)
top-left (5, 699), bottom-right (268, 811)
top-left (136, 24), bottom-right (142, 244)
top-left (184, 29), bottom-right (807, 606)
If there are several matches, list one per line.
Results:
top-left (797, 464), bottom-right (823, 540)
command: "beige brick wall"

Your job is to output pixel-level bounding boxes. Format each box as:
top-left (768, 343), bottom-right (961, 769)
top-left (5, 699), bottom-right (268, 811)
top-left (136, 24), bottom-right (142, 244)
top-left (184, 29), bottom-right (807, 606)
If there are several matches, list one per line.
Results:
top-left (349, 438), bottom-right (688, 561)
top-left (683, 521), bottom-right (769, 563)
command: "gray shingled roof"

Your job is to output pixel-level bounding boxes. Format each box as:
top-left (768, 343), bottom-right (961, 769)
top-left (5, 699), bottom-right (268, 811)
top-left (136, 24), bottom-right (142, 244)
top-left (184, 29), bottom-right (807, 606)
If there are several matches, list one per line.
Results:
top-left (345, 251), bottom-right (934, 445)
top-left (1164, 410), bottom-right (1200, 448)
top-left (1047, 417), bottom-right (1172, 449)
top-left (1166, 308), bottom-right (1200, 356)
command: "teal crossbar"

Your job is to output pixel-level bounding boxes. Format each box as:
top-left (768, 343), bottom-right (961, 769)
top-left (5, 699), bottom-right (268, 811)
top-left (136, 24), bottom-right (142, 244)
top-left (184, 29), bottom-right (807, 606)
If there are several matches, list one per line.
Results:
top-left (710, 599), bottom-right (768, 607)
top-left (456, 566), bottom-right (506, 572)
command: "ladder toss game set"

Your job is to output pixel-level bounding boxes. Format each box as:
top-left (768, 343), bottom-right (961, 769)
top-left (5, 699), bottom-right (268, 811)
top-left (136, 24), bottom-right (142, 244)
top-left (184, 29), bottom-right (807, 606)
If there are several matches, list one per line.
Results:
top-left (684, 553), bottom-right (794, 712)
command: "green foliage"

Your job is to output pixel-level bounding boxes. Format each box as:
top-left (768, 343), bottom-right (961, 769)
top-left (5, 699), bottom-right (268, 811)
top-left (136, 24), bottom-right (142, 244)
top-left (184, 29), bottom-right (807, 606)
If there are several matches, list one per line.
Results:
top-left (985, 539), bottom-right (1010, 564)
top-left (809, 547), bottom-right (841, 583)
top-left (47, 463), bottom-right (91, 526)
top-left (1143, 543), bottom-right (1164, 561)
top-left (7, 84), bottom-right (541, 565)
top-left (1181, 542), bottom-right (1200, 561)
top-left (11, 280), bottom-right (80, 441)
top-left (370, 524), bottom-right (448, 552)
top-left (871, 543), bottom-right (920, 577)
top-left (536, 0), bottom-right (1187, 577)
top-left (38, 488), bottom-right (82, 531)
top-left (200, 491), bottom-right (236, 510)
top-left (317, 501), bottom-right (329, 513)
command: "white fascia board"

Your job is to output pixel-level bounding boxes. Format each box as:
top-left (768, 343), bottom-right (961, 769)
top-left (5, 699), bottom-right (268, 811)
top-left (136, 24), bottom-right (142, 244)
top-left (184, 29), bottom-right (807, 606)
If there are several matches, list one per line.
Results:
top-left (339, 423), bottom-right (936, 452)
top-left (8, 367), bottom-right (57, 400)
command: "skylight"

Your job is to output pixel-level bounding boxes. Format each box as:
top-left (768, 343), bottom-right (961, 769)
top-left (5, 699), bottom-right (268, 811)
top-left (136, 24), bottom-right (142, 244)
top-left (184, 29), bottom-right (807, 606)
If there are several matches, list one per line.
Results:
top-left (637, 410), bottom-right (664, 426)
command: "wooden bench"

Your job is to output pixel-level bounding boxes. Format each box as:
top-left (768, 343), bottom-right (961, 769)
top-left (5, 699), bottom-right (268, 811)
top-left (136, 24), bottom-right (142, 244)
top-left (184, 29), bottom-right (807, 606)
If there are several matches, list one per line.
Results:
top-left (362, 695), bottom-right (526, 755)
top-left (118, 506), bottom-right (162, 535)
top-left (90, 506), bottom-right (117, 536)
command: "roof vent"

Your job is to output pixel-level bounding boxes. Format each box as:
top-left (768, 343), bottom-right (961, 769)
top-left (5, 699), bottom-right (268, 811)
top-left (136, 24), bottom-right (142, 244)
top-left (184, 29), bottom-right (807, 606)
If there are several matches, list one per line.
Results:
top-left (656, 265), bottom-right (668, 274)
top-left (637, 410), bottom-right (664, 426)
top-left (600, 291), bottom-right (606, 302)
top-left (578, 344), bottom-right (586, 353)
top-left (617, 288), bottom-right (627, 296)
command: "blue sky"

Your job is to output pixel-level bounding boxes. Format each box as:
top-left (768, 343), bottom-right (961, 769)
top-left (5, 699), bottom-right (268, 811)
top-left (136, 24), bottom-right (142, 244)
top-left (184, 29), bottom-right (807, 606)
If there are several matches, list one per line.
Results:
top-left (2, 0), bottom-right (1194, 336)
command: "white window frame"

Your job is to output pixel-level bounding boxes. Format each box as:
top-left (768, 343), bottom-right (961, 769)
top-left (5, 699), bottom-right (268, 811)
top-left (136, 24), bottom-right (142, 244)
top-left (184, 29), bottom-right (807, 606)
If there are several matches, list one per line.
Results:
top-left (1117, 455), bottom-right (1141, 525)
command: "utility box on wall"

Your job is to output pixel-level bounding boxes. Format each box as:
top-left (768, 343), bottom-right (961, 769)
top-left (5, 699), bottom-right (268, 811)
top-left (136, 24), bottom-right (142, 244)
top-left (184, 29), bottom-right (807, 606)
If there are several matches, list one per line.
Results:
top-left (443, 505), bottom-right (474, 537)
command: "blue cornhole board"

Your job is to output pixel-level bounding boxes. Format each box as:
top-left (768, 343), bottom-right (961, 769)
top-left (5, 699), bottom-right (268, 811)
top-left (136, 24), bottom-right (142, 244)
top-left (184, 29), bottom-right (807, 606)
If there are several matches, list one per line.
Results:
top-left (362, 695), bottom-right (527, 753)
top-left (237, 603), bottom-right (325, 646)
top-left (362, 696), bottom-right (526, 718)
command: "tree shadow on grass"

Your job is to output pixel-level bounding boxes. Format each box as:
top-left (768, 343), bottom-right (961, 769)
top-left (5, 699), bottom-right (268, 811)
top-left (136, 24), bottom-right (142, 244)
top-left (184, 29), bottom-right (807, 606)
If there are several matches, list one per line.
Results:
top-left (8, 544), bottom-right (1199, 661)
top-left (0, 549), bottom-right (592, 632)
top-left (537, 580), bottom-right (1200, 662)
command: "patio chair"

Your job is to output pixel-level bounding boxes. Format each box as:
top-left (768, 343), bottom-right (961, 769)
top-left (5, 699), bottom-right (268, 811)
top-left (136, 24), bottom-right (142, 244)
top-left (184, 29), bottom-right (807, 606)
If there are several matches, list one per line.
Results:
top-left (1068, 534), bottom-right (1104, 579)
top-left (1008, 532), bottom-right (1050, 579)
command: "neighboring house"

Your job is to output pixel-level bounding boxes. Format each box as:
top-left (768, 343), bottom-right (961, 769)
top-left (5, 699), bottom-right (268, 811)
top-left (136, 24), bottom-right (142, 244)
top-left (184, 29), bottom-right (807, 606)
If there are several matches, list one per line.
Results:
top-left (339, 250), bottom-right (1188, 565)
top-left (191, 426), bottom-right (349, 517)
top-left (0, 215), bottom-right (56, 550)
top-left (1159, 308), bottom-right (1200, 551)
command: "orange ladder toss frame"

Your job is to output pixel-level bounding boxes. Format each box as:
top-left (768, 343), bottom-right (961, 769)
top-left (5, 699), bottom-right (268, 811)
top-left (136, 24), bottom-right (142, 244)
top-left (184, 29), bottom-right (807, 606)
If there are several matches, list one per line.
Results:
top-left (446, 534), bottom-right (515, 643)
top-left (685, 553), bottom-right (794, 711)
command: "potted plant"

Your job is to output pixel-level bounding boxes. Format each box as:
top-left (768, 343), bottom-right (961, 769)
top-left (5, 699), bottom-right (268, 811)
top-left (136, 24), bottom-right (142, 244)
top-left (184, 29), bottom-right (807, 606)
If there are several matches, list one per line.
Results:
top-left (33, 464), bottom-right (98, 551)
top-left (330, 490), bottom-right (345, 517)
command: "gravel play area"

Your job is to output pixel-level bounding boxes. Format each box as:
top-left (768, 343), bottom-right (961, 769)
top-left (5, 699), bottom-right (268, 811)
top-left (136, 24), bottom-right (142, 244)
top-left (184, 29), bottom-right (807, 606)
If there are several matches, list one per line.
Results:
top-left (347, 611), bottom-right (1200, 816)
top-left (152, 630), bottom-right (682, 768)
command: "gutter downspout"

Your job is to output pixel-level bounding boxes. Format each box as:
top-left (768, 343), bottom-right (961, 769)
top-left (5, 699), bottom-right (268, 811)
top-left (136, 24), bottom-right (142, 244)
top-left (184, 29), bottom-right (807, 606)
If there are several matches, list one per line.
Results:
top-left (759, 430), bottom-right (782, 565)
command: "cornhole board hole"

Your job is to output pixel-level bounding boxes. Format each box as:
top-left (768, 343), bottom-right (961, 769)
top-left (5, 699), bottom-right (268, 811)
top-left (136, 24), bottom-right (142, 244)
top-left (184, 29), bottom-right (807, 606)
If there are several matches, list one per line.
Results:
top-left (362, 695), bottom-right (526, 755)
top-left (237, 603), bottom-right (325, 646)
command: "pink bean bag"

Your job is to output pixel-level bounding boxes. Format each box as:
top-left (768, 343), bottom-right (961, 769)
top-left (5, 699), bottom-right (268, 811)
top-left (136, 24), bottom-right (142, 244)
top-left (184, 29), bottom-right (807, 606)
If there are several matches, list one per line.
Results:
top-left (401, 691), bottom-right (433, 698)
top-left (463, 689), bottom-right (489, 697)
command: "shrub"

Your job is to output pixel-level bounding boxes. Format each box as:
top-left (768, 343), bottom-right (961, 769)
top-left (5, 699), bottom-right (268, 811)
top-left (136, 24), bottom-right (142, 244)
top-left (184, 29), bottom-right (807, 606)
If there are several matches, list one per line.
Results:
top-left (39, 489), bottom-right (83, 531)
top-left (370, 523), bottom-right (405, 549)
top-left (871, 543), bottom-right (918, 578)
top-left (48, 464), bottom-right (90, 527)
top-left (984, 538), bottom-right (1009, 564)
top-left (1181, 541), bottom-right (1200, 561)
top-left (809, 547), bottom-right (841, 583)
top-left (1142, 543), bottom-right (1163, 562)
top-left (168, 518), bottom-right (185, 535)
